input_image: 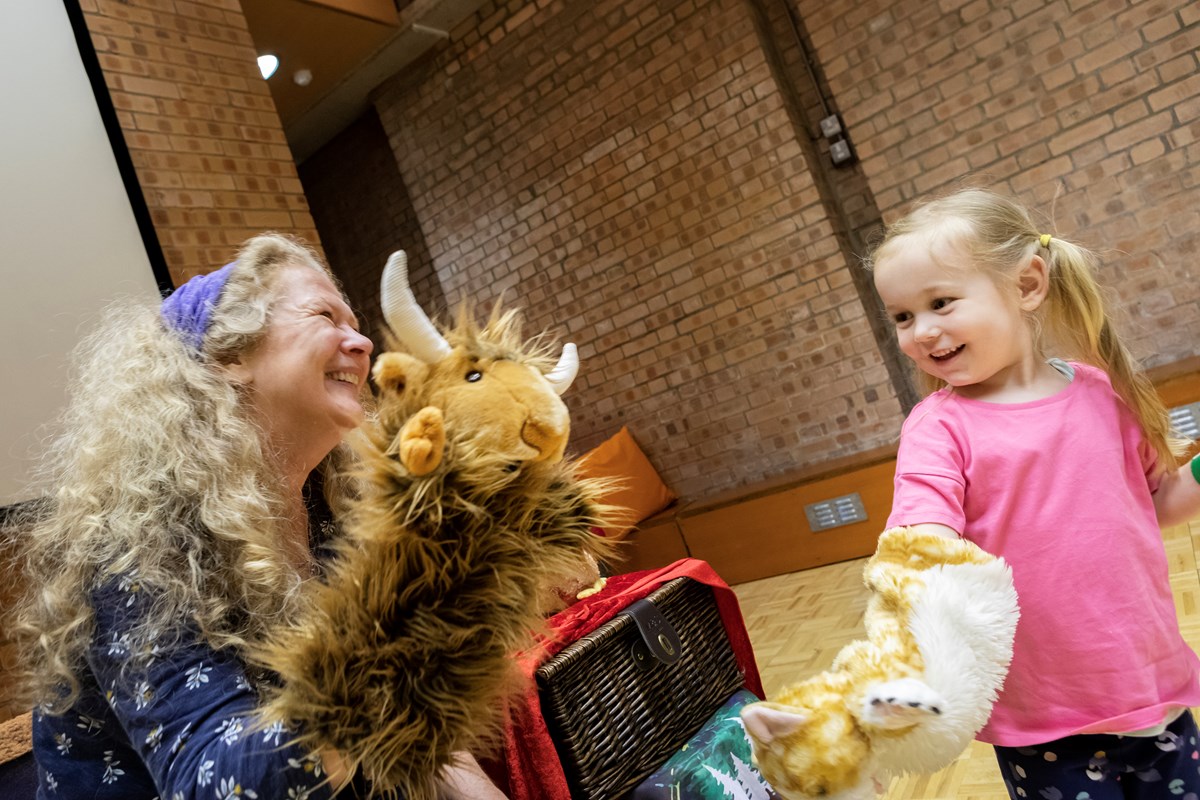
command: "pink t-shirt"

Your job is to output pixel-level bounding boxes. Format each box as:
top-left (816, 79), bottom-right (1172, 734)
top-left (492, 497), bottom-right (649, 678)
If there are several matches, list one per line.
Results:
top-left (887, 362), bottom-right (1200, 746)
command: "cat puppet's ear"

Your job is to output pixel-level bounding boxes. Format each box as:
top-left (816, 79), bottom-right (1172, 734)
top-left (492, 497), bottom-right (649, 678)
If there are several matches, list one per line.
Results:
top-left (741, 703), bottom-right (808, 745)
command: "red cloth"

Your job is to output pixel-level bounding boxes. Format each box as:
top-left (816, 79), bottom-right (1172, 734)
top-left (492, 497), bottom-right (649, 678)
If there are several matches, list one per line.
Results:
top-left (484, 558), bottom-right (763, 800)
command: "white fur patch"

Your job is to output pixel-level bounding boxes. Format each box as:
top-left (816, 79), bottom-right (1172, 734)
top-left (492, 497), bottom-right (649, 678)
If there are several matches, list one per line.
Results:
top-left (876, 559), bottom-right (1019, 773)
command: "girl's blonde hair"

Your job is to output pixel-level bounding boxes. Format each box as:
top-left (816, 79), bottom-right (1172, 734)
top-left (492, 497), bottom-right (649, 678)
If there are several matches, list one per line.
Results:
top-left (11, 233), bottom-right (357, 710)
top-left (868, 188), bottom-right (1185, 471)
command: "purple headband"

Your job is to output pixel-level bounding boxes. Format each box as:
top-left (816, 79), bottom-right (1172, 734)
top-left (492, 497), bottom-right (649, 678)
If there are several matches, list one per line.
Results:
top-left (160, 261), bottom-right (237, 351)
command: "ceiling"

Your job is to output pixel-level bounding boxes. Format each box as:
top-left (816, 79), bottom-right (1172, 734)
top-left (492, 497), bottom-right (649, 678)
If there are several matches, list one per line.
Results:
top-left (241, 0), bottom-right (488, 161)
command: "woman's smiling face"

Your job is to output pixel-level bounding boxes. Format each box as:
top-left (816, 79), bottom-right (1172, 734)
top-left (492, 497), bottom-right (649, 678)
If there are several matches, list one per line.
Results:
top-left (231, 264), bottom-right (373, 455)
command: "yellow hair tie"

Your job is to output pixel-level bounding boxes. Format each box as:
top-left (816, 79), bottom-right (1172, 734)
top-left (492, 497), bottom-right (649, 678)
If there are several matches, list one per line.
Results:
top-left (1039, 233), bottom-right (1052, 248)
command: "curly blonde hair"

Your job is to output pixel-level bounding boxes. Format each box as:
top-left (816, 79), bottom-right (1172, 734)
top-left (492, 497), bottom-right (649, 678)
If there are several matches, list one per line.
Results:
top-left (867, 188), bottom-right (1186, 470)
top-left (11, 233), bottom-right (359, 710)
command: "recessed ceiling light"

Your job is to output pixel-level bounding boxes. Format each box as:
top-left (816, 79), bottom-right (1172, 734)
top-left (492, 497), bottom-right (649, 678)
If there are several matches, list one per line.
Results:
top-left (257, 54), bottom-right (279, 80)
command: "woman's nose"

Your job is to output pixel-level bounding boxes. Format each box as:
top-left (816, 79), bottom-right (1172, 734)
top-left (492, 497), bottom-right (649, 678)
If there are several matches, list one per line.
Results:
top-left (346, 328), bottom-right (374, 356)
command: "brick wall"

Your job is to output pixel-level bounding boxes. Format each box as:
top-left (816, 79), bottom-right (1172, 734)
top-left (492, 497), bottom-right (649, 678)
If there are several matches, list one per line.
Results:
top-left (368, 0), bottom-right (904, 499)
top-left (83, 0), bottom-right (1200, 503)
top-left (796, 0), bottom-right (1200, 366)
top-left (297, 109), bottom-right (443, 351)
top-left (749, 0), bottom-right (920, 412)
top-left (80, 0), bottom-right (320, 285)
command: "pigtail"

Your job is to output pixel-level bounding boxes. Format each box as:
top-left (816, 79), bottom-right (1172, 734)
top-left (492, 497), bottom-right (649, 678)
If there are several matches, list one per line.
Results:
top-left (1043, 237), bottom-right (1187, 471)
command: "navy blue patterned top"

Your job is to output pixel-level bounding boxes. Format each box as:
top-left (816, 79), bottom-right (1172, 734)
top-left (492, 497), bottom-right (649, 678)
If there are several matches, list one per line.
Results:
top-left (32, 575), bottom-right (355, 799)
top-left (32, 480), bottom-right (370, 799)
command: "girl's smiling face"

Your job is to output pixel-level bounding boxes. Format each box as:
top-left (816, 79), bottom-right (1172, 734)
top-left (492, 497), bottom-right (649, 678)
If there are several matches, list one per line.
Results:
top-left (873, 232), bottom-right (1040, 398)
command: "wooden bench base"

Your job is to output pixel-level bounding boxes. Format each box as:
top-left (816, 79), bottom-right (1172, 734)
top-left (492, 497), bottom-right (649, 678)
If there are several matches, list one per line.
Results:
top-left (608, 446), bottom-right (897, 583)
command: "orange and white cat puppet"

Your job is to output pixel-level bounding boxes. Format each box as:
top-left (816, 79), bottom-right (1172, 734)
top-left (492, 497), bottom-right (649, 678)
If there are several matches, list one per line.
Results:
top-left (741, 526), bottom-right (1019, 800)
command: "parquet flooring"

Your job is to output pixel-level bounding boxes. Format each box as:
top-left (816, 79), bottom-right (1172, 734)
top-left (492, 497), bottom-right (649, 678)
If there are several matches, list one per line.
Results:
top-left (731, 520), bottom-right (1200, 800)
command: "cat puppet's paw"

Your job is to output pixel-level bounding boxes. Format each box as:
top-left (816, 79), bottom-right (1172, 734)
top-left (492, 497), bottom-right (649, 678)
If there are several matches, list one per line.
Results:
top-left (860, 678), bottom-right (946, 729)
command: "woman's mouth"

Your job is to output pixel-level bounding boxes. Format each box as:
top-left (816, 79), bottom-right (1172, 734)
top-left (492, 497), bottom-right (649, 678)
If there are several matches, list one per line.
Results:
top-left (929, 344), bottom-right (963, 362)
top-left (327, 371), bottom-right (361, 386)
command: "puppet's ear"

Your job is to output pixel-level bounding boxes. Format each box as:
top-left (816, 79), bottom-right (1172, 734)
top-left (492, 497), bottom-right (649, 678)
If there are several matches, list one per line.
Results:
top-left (372, 352), bottom-right (428, 396)
top-left (741, 704), bottom-right (808, 745)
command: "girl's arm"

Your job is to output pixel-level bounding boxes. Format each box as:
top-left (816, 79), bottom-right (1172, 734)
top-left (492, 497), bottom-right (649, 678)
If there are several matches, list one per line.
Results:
top-left (904, 522), bottom-right (962, 540)
top-left (1153, 455), bottom-right (1200, 528)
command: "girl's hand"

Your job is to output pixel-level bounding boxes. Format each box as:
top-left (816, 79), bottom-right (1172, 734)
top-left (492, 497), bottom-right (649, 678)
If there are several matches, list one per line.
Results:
top-left (1152, 455), bottom-right (1200, 528)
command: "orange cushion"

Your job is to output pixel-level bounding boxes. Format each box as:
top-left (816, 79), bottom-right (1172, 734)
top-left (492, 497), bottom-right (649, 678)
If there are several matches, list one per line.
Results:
top-left (578, 426), bottom-right (677, 537)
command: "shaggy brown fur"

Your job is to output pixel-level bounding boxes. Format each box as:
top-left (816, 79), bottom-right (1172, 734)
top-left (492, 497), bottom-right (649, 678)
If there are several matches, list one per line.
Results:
top-left (254, 307), bottom-right (613, 799)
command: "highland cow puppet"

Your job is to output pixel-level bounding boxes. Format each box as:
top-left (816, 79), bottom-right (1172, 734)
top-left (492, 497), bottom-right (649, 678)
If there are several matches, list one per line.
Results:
top-left (257, 250), bottom-right (613, 799)
top-left (16, 236), bottom-right (493, 800)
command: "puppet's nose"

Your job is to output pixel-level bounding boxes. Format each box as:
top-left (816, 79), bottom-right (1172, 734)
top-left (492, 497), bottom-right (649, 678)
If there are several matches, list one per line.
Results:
top-left (521, 411), bottom-right (569, 462)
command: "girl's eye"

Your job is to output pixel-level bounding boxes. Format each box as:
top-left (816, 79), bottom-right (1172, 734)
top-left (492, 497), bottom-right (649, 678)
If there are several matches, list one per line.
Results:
top-left (892, 311), bottom-right (912, 325)
top-left (466, 370), bottom-right (482, 383)
top-left (931, 297), bottom-right (953, 310)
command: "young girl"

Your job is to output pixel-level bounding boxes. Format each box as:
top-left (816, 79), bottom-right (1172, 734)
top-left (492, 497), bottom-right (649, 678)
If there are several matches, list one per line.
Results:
top-left (869, 188), bottom-right (1200, 799)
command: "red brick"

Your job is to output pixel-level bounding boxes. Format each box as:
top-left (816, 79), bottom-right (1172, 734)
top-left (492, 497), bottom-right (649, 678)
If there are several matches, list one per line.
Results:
top-left (82, 0), bottom-right (319, 286)
top-left (1103, 110), bottom-right (1175, 151)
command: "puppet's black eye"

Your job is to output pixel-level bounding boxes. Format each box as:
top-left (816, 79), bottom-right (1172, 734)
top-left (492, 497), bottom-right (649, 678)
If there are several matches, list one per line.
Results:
top-left (466, 370), bottom-right (482, 382)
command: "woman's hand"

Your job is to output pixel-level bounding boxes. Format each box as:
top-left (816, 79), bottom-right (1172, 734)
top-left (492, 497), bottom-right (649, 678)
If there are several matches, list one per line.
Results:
top-left (320, 747), bottom-right (508, 798)
top-left (320, 747), bottom-right (354, 794)
top-left (437, 752), bottom-right (509, 799)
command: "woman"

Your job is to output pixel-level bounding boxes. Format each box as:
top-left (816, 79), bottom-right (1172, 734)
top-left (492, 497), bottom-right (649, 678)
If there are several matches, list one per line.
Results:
top-left (12, 234), bottom-right (506, 798)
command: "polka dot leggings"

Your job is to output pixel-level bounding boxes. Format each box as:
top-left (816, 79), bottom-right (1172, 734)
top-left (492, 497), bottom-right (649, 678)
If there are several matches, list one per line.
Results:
top-left (995, 711), bottom-right (1200, 800)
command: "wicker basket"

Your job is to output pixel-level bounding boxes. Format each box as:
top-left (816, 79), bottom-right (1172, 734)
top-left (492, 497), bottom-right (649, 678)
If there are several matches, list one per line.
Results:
top-left (536, 577), bottom-right (745, 800)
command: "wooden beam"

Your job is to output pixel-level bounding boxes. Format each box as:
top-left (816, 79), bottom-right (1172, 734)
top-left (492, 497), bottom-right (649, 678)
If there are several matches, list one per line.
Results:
top-left (296, 0), bottom-right (399, 26)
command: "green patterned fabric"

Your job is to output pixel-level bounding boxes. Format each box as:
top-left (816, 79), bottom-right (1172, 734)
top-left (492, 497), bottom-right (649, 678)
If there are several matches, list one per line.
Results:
top-left (632, 689), bottom-right (780, 799)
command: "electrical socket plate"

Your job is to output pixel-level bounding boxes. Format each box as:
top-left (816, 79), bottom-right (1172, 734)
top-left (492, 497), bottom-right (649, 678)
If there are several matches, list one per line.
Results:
top-left (830, 138), bottom-right (854, 166)
top-left (819, 114), bottom-right (843, 138)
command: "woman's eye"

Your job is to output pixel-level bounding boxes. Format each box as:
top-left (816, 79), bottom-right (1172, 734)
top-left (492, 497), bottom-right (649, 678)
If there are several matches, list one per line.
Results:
top-left (466, 370), bottom-right (482, 383)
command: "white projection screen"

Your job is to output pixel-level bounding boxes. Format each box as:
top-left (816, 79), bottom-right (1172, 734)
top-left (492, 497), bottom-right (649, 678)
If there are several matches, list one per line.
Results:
top-left (0, 2), bottom-right (166, 506)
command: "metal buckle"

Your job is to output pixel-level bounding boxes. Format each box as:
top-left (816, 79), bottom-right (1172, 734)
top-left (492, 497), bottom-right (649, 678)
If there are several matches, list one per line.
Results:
top-left (622, 597), bottom-right (682, 667)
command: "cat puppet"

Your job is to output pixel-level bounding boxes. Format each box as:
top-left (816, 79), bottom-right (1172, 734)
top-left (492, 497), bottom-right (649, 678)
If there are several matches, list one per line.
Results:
top-left (255, 250), bottom-right (614, 799)
top-left (741, 527), bottom-right (1019, 800)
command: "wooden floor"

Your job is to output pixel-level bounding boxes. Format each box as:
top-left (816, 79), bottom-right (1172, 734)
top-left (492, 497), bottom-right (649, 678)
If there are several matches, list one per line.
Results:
top-left (731, 520), bottom-right (1200, 800)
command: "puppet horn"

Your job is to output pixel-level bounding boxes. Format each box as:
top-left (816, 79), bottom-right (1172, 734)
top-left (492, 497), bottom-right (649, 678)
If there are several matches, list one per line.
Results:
top-left (380, 249), bottom-right (452, 363)
top-left (544, 342), bottom-right (579, 396)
